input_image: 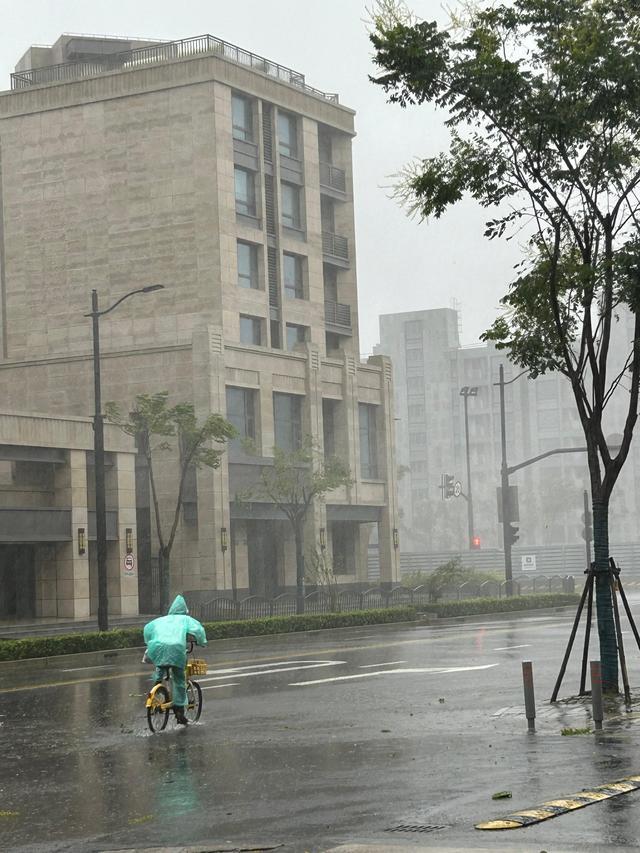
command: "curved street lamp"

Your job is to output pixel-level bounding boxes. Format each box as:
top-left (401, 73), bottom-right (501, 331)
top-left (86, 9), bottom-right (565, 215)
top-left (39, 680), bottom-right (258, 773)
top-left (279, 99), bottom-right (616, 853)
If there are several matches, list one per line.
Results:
top-left (86, 285), bottom-right (164, 631)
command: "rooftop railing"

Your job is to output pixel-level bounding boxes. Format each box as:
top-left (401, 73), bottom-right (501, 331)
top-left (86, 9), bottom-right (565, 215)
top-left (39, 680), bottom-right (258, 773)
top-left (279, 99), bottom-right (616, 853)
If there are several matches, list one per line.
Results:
top-left (10, 34), bottom-right (340, 103)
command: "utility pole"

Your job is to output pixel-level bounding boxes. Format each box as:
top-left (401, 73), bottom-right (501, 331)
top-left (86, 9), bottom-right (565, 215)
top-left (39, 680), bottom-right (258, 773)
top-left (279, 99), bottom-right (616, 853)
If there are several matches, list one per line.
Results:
top-left (460, 386), bottom-right (478, 549)
top-left (498, 365), bottom-right (513, 594)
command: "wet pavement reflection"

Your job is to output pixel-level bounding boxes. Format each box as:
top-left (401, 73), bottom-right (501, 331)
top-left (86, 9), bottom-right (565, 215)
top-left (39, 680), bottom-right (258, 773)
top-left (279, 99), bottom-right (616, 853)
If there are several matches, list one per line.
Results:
top-left (2, 615), bottom-right (640, 851)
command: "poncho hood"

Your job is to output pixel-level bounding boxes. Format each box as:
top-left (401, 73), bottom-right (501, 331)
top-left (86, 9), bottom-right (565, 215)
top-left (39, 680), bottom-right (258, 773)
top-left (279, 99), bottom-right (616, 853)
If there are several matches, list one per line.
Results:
top-left (168, 594), bottom-right (188, 615)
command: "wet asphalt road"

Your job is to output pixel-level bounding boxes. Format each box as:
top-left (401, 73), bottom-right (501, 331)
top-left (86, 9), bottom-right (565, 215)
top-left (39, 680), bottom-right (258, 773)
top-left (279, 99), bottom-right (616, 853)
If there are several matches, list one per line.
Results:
top-left (3, 606), bottom-right (640, 852)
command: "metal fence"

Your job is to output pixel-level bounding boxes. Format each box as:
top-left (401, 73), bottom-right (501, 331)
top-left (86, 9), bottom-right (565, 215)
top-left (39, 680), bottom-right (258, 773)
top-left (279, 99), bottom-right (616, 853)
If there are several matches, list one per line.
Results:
top-left (10, 34), bottom-right (339, 103)
top-left (196, 575), bottom-right (575, 621)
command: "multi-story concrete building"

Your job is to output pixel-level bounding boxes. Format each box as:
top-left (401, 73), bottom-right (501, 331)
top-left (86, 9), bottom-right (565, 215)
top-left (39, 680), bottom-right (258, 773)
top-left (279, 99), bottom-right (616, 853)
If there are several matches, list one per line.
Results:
top-left (0, 34), bottom-right (399, 618)
top-left (378, 308), bottom-right (640, 558)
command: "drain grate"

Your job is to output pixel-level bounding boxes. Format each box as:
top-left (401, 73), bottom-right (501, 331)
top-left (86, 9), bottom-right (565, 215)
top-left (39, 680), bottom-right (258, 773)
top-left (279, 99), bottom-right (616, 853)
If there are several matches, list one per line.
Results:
top-left (385, 823), bottom-right (448, 833)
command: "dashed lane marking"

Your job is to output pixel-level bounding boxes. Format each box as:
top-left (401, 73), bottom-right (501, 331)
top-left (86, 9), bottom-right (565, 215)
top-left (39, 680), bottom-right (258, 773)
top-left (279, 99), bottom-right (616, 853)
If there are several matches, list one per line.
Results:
top-left (492, 644), bottom-right (531, 651)
top-left (291, 663), bottom-right (498, 687)
top-left (360, 660), bottom-right (407, 668)
top-left (199, 661), bottom-right (346, 682)
top-left (476, 775), bottom-right (640, 829)
top-left (200, 683), bottom-right (239, 691)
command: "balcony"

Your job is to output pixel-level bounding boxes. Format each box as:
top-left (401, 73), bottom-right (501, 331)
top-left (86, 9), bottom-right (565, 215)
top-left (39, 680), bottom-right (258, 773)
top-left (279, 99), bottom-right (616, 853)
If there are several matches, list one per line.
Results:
top-left (324, 299), bottom-right (352, 334)
top-left (319, 162), bottom-right (347, 195)
top-left (322, 231), bottom-right (349, 266)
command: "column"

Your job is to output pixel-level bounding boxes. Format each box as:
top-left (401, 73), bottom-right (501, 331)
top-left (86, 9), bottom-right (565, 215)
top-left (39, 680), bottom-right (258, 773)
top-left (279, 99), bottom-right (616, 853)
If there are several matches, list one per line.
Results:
top-left (54, 449), bottom-right (90, 618)
top-left (105, 451), bottom-right (139, 616)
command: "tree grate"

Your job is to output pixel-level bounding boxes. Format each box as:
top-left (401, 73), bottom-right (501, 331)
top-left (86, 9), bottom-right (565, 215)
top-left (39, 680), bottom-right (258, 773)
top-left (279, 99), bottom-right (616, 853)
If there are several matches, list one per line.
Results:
top-left (385, 823), bottom-right (448, 833)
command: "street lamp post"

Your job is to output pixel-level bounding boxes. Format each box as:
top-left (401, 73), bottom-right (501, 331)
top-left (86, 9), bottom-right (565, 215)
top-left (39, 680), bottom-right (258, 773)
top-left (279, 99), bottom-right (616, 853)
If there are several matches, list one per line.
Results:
top-left (87, 285), bottom-right (164, 631)
top-left (459, 386), bottom-right (478, 549)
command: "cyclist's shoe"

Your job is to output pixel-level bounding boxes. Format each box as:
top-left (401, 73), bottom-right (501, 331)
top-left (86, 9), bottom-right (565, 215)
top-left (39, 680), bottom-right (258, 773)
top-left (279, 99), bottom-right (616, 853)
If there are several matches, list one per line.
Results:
top-left (174, 707), bottom-right (189, 726)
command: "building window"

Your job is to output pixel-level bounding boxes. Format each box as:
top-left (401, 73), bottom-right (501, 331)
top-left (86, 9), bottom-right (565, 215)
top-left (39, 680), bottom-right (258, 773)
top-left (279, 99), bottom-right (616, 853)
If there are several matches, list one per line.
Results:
top-left (232, 94), bottom-right (253, 141)
top-left (408, 403), bottom-right (425, 421)
top-left (322, 398), bottom-right (338, 458)
top-left (226, 387), bottom-right (256, 449)
top-left (331, 522), bottom-right (355, 574)
top-left (239, 315), bottom-right (262, 346)
top-left (283, 253), bottom-right (305, 299)
top-left (359, 403), bottom-right (378, 479)
top-left (409, 432), bottom-right (426, 448)
top-left (281, 183), bottom-right (301, 229)
top-left (235, 167), bottom-right (256, 217)
top-left (237, 241), bottom-right (259, 289)
top-left (406, 348), bottom-right (423, 365)
top-left (405, 320), bottom-right (422, 340)
top-left (273, 392), bottom-right (303, 451)
top-left (286, 323), bottom-right (308, 350)
top-left (278, 111), bottom-right (298, 158)
top-left (406, 376), bottom-right (425, 396)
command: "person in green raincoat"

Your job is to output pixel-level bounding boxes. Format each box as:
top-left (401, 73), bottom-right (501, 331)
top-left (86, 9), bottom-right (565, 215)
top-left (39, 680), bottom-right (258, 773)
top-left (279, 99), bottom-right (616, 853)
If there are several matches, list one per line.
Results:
top-left (143, 594), bottom-right (207, 725)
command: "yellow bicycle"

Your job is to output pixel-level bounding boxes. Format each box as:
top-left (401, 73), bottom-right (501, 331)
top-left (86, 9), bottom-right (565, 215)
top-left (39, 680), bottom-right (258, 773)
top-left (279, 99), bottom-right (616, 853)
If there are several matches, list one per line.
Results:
top-left (145, 642), bottom-right (207, 733)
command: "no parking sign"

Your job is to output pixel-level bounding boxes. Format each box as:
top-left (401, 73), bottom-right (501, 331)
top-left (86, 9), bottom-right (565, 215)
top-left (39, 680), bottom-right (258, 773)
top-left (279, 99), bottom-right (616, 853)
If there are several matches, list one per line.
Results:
top-left (123, 553), bottom-right (136, 576)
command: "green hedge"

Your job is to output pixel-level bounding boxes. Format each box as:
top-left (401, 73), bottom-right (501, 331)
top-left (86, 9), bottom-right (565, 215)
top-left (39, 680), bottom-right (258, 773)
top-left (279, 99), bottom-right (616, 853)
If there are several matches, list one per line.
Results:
top-left (418, 592), bottom-right (580, 618)
top-left (0, 607), bottom-right (416, 662)
top-left (0, 595), bottom-right (579, 662)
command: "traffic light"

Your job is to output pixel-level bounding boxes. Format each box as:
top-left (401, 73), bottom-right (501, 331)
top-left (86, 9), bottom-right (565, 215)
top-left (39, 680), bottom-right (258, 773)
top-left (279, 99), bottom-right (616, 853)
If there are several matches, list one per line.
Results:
top-left (505, 522), bottom-right (519, 547)
top-left (471, 535), bottom-right (481, 550)
top-left (581, 510), bottom-right (592, 542)
top-left (442, 473), bottom-right (455, 499)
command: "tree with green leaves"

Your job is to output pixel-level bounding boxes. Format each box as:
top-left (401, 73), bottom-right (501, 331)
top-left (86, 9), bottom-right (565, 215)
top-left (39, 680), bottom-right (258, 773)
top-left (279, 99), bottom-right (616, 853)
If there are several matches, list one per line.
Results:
top-left (370, 0), bottom-right (640, 691)
top-left (106, 392), bottom-right (235, 612)
top-left (244, 437), bottom-right (352, 613)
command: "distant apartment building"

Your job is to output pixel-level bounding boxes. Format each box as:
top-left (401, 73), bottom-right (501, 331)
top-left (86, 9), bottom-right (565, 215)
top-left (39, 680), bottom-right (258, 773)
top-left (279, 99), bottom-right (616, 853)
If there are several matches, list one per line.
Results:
top-left (0, 34), bottom-right (399, 619)
top-left (377, 308), bottom-right (640, 555)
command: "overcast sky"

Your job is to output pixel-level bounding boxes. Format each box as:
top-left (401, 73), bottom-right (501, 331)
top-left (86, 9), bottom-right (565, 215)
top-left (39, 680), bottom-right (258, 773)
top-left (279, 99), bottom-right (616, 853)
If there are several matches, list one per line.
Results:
top-left (0, 0), bottom-right (521, 355)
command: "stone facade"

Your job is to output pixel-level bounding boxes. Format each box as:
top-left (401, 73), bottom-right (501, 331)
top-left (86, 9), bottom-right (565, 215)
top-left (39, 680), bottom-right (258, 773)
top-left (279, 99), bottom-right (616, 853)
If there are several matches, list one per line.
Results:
top-left (0, 35), bottom-right (400, 614)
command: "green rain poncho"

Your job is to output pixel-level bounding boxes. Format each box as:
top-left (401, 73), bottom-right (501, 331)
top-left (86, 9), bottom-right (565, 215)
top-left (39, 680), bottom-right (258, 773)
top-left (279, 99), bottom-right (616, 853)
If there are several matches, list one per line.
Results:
top-left (143, 594), bottom-right (207, 669)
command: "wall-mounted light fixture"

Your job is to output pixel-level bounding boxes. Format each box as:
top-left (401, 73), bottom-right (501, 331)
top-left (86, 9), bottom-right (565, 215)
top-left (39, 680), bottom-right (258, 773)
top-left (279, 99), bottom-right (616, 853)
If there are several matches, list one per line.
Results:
top-left (78, 528), bottom-right (86, 556)
top-left (393, 528), bottom-right (399, 549)
top-left (125, 528), bottom-right (133, 555)
top-left (221, 527), bottom-right (228, 552)
top-left (319, 527), bottom-right (326, 550)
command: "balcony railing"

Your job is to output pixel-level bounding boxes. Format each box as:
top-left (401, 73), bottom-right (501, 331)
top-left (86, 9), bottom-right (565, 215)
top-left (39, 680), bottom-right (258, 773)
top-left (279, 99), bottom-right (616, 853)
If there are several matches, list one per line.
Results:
top-left (322, 231), bottom-right (349, 261)
top-left (324, 299), bottom-right (351, 328)
top-left (319, 162), bottom-right (347, 193)
top-left (10, 34), bottom-right (340, 103)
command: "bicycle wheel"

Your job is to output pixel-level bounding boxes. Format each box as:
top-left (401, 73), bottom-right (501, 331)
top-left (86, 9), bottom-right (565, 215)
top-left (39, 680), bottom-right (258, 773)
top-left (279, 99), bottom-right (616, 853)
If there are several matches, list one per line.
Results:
top-left (185, 679), bottom-right (202, 723)
top-left (147, 684), bottom-right (171, 733)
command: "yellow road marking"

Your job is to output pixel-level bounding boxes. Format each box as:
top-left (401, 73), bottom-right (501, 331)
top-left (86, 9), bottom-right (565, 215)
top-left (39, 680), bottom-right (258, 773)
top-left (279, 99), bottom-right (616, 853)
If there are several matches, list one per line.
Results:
top-left (0, 618), bottom-right (562, 695)
top-left (476, 774), bottom-right (640, 830)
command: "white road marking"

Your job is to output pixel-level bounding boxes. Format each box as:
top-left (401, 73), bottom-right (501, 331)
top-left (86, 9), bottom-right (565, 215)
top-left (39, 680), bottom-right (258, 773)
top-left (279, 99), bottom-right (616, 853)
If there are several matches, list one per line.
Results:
top-left (201, 683), bottom-right (240, 691)
top-left (199, 661), bottom-right (346, 683)
top-left (492, 644), bottom-right (531, 651)
top-left (360, 660), bottom-right (407, 668)
top-left (291, 663), bottom-right (498, 686)
top-left (62, 664), bottom-right (116, 672)
top-left (205, 659), bottom-right (335, 676)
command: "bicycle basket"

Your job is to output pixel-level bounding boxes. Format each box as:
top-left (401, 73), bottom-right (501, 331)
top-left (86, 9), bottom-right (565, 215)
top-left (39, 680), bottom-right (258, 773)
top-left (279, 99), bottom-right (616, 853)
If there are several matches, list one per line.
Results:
top-left (187, 659), bottom-right (207, 677)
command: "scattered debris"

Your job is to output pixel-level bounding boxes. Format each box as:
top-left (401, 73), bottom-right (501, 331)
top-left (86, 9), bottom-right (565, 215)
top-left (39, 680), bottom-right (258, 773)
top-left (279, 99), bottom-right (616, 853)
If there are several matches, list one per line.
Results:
top-left (491, 791), bottom-right (512, 800)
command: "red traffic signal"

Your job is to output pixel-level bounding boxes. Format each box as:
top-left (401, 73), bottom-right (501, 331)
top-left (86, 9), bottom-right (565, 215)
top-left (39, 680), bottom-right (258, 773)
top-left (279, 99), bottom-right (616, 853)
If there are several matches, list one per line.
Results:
top-left (471, 535), bottom-right (481, 549)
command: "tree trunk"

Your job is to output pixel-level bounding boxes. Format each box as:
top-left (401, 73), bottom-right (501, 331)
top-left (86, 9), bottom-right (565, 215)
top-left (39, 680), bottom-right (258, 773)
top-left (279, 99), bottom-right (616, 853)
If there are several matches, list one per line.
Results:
top-left (294, 523), bottom-right (305, 615)
top-left (159, 546), bottom-right (171, 615)
top-left (592, 498), bottom-right (618, 693)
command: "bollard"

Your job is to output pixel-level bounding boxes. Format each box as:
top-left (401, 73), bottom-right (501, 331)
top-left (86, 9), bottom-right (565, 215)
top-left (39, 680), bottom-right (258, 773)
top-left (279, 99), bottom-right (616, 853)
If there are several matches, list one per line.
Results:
top-left (590, 660), bottom-right (604, 731)
top-left (522, 660), bottom-right (536, 732)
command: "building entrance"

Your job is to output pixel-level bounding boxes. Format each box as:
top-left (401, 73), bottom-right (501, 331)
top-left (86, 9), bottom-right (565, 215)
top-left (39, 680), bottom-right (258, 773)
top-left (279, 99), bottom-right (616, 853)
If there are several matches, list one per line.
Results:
top-left (0, 545), bottom-right (36, 618)
top-left (247, 521), bottom-right (279, 598)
